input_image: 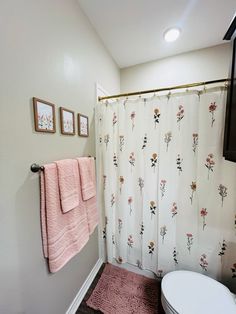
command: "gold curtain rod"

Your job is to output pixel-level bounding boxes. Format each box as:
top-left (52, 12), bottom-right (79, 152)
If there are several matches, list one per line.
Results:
top-left (98, 78), bottom-right (229, 101)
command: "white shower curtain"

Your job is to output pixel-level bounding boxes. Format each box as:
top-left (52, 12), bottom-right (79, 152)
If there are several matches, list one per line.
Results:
top-left (96, 86), bottom-right (236, 291)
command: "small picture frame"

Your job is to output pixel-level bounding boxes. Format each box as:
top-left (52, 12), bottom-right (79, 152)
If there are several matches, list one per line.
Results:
top-left (33, 97), bottom-right (56, 133)
top-left (60, 107), bottom-right (75, 135)
top-left (78, 114), bottom-right (89, 137)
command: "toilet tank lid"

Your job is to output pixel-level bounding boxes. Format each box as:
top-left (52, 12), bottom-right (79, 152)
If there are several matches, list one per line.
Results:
top-left (161, 270), bottom-right (236, 314)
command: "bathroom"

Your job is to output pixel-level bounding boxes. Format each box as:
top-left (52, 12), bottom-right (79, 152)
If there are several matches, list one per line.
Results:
top-left (0, 0), bottom-right (236, 313)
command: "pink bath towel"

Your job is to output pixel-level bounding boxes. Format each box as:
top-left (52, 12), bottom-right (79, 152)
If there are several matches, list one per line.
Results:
top-left (55, 159), bottom-right (79, 213)
top-left (77, 157), bottom-right (96, 201)
top-left (40, 163), bottom-right (89, 273)
top-left (77, 157), bottom-right (98, 234)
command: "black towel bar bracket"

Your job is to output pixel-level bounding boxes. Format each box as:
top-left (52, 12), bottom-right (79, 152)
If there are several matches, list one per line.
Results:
top-left (30, 157), bottom-right (96, 173)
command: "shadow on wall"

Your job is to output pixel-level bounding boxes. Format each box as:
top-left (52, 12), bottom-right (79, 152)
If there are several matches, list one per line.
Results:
top-left (221, 241), bottom-right (236, 293)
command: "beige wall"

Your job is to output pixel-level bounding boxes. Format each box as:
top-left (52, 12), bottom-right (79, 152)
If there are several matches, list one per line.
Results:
top-left (0, 0), bottom-right (119, 313)
top-left (121, 44), bottom-right (231, 92)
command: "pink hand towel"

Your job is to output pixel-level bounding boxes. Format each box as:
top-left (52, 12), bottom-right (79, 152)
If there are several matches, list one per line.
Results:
top-left (77, 157), bottom-right (96, 201)
top-left (77, 157), bottom-right (98, 234)
top-left (40, 163), bottom-right (89, 273)
top-left (55, 159), bottom-right (79, 213)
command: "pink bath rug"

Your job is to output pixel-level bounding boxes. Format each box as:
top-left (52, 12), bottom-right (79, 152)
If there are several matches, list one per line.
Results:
top-left (86, 263), bottom-right (160, 314)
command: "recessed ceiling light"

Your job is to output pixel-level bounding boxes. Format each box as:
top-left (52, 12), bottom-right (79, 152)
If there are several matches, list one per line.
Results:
top-left (164, 28), bottom-right (181, 42)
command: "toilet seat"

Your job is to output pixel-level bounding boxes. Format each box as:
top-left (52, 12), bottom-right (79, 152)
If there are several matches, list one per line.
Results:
top-left (161, 270), bottom-right (236, 314)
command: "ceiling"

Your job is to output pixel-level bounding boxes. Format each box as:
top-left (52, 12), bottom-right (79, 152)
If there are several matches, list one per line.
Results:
top-left (78, 0), bottom-right (236, 68)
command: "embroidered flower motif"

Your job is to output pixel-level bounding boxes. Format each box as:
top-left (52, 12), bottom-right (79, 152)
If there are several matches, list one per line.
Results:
top-left (103, 175), bottom-right (107, 190)
top-left (154, 108), bottom-right (161, 128)
top-left (138, 177), bottom-right (144, 194)
top-left (219, 239), bottom-right (227, 256)
top-left (150, 153), bottom-right (158, 171)
top-left (186, 233), bottom-right (193, 253)
top-left (173, 247), bottom-right (178, 265)
top-left (190, 181), bottom-right (196, 204)
top-left (117, 256), bottom-right (123, 264)
top-left (137, 260), bottom-right (143, 269)
top-left (205, 153), bottom-right (215, 179)
top-left (157, 270), bottom-right (163, 279)
top-left (129, 152), bottom-right (135, 171)
top-left (112, 112), bottom-right (117, 127)
top-left (118, 219), bottom-right (123, 234)
top-left (119, 135), bottom-right (124, 152)
top-left (119, 176), bottom-right (124, 193)
top-left (113, 153), bottom-right (118, 167)
top-left (112, 234), bottom-right (115, 245)
top-left (130, 111), bottom-right (135, 131)
top-left (127, 235), bottom-right (134, 254)
top-left (102, 227), bottom-right (106, 239)
top-left (200, 254), bottom-right (208, 271)
top-left (103, 216), bottom-right (108, 239)
top-left (176, 154), bottom-right (183, 175)
top-left (148, 241), bottom-right (155, 258)
top-left (192, 133), bottom-right (198, 154)
top-left (209, 102), bottom-right (217, 127)
top-left (111, 193), bottom-right (115, 207)
top-left (164, 131), bottom-right (172, 151)
top-left (142, 133), bottom-right (147, 149)
top-left (160, 179), bottom-right (167, 199)
top-left (231, 263), bottom-right (236, 278)
top-left (160, 225), bottom-right (167, 244)
top-left (150, 201), bottom-right (156, 219)
top-left (200, 208), bottom-right (208, 230)
top-left (171, 202), bottom-right (178, 218)
top-left (104, 134), bottom-right (110, 149)
top-left (128, 196), bottom-right (133, 215)
top-left (177, 105), bottom-right (184, 130)
top-left (218, 184), bottom-right (228, 207)
top-left (140, 222), bottom-right (144, 238)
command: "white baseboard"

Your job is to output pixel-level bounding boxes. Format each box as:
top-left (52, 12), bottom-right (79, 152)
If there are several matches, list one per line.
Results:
top-left (66, 258), bottom-right (103, 314)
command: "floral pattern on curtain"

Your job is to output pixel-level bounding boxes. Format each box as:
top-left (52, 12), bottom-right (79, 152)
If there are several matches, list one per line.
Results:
top-left (95, 87), bottom-right (236, 292)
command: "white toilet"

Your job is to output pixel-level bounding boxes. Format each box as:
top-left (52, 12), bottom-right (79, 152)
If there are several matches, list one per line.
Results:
top-left (161, 270), bottom-right (236, 314)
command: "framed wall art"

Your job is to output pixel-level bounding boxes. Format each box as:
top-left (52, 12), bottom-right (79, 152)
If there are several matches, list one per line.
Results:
top-left (33, 97), bottom-right (56, 133)
top-left (78, 113), bottom-right (89, 137)
top-left (60, 107), bottom-right (75, 135)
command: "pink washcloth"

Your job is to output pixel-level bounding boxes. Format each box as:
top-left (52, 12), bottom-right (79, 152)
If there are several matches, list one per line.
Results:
top-left (77, 157), bottom-right (98, 234)
top-left (77, 157), bottom-right (96, 201)
top-left (55, 159), bottom-right (79, 213)
top-left (40, 163), bottom-right (89, 273)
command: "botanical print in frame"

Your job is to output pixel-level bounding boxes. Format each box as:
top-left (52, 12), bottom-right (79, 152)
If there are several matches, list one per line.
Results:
top-left (33, 97), bottom-right (56, 133)
top-left (78, 113), bottom-right (89, 137)
top-left (60, 107), bottom-right (75, 135)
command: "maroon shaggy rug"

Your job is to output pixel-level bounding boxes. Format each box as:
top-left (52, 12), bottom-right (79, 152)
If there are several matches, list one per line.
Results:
top-left (86, 263), bottom-right (160, 314)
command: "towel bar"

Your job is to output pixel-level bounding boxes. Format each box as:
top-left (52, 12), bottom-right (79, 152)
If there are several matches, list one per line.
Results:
top-left (30, 157), bottom-right (96, 173)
